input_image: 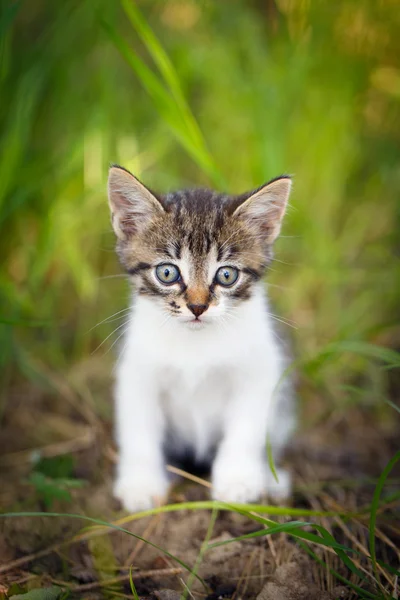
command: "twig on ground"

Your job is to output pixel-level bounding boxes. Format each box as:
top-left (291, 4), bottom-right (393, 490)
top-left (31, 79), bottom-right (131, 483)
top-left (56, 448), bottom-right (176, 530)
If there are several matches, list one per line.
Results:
top-left (0, 542), bottom-right (66, 575)
top-left (166, 465), bottom-right (212, 489)
top-left (0, 428), bottom-right (96, 467)
top-left (51, 566), bottom-right (183, 592)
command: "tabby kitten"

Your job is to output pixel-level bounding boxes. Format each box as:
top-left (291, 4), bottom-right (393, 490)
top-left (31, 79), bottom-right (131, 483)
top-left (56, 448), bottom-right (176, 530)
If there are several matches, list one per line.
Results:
top-left (108, 165), bottom-right (295, 512)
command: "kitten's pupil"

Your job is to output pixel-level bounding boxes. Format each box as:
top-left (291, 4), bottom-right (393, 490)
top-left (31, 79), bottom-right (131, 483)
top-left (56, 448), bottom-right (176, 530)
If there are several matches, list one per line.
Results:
top-left (223, 270), bottom-right (229, 280)
top-left (164, 268), bottom-right (170, 278)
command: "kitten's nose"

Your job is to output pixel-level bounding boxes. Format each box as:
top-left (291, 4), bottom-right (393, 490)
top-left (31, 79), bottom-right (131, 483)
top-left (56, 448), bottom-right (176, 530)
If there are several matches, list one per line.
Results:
top-left (187, 304), bottom-right (208, 318)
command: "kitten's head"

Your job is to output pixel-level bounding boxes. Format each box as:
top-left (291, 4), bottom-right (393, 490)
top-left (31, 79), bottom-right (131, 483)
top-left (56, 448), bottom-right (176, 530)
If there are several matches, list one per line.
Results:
top-left (108, 166), bottom-right (291, 329)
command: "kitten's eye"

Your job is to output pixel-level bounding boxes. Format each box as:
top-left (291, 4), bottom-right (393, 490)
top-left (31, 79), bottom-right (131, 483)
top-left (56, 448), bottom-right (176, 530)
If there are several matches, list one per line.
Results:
top-left (216, 266), bottom-right (239, 287)
top-left (155, 264), bottom-right (180, 285)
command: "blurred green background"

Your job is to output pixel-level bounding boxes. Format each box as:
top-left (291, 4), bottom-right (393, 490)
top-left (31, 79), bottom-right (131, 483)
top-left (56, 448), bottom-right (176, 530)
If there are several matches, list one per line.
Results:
top-left (1, 0), bottom-right (399, 417)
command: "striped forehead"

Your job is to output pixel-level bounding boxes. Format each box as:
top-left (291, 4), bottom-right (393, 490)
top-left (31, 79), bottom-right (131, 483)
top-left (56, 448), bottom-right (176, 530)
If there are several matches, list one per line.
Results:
top-left (178, 243), bottom-right (219, 285)
top-left (164, 188), bottom-right (230, 254)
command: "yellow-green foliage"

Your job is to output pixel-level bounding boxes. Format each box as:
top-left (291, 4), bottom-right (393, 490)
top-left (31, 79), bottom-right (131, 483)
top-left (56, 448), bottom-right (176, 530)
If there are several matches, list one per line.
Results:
top-left (1, 0), bottom-right (399, 405)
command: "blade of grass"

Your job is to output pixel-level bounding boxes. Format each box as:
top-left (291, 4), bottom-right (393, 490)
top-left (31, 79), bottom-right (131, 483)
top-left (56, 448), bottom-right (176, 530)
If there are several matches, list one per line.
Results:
top-left (71, 499), bottom-right (360, 544)
top-left (129, 566), bottom-right (140, 600)
top-left (386, 399), bottom-right (400, 414)
top-left (208, 520), bottom-right (312, 547)
top-left (376, 561), bottom-right (400, 579)
top-left (67, 499), bottom-right (365, 581)
top-left (122, 0), bottom-right (224, 186)
top-left (208, 514), bottom-right (357, 554)
top-left (369, 452), bottom-right (400, 586)
top-left (266, 437), bottom-right (279, 483)
top-left (181, 507), bottom-right (218, 600)
top-left (0, 0), bottom-right (23, 80)
top-left (102, 12), bottom-right (223, 187)
top-left (106, 500), bottom-right (359, 526)
top-left (214, 504), bottom-right (366, 580)
top-left (67, 501), bottom-right (365, 581)
top-left (312, 341), bottom-right (400, 370)
top-left (121, 0), bottom-right (207, 151)
top-left (0, 500), bottom-right (360, 576)
top-left (0, 512), bottom-right (207, 591)
top-left (298, 540), bottom-right (378, 600)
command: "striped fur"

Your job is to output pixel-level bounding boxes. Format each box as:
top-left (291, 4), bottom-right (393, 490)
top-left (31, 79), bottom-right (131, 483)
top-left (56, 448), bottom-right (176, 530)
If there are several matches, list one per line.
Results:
top-left (108, 167), bottom-right (291, 319)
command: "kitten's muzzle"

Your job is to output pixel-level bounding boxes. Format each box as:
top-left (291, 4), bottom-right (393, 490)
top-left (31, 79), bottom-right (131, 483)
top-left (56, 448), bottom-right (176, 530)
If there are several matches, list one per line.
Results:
top-left (187, 303), bottom-right (208, 318)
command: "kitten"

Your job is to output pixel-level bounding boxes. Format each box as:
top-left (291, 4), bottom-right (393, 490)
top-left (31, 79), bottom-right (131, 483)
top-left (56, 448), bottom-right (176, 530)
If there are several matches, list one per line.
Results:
top-left (107, 165), bottom-right (295, 512)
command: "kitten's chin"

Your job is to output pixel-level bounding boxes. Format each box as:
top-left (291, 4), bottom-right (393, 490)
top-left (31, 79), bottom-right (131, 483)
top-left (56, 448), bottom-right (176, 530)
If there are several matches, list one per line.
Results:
top-left (186, 319), bottom-right (207, 330)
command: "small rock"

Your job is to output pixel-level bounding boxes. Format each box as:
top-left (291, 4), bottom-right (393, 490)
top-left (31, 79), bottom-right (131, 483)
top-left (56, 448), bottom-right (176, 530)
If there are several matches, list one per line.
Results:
top-left (153, 591), bottom-right (182, 600)
top-left (332, 587), bottom-right (350, 599)
top-left (256, 561), bottom-right (333, 600)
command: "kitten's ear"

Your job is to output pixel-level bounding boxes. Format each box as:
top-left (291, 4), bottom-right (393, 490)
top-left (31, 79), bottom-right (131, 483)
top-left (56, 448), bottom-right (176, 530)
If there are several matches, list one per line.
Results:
top-left (108, 166), bottom-right (164, 240)
top-left (233, 176), bottom-right (291, 243)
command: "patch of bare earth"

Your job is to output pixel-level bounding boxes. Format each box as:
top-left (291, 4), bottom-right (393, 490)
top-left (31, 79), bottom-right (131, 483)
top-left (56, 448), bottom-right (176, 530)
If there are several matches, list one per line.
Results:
top-left (0, 365), bottom-right (399, 599)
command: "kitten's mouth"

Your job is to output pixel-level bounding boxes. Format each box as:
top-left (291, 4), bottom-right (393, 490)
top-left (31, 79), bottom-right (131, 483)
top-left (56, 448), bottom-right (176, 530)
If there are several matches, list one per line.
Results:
top-left (177, 314), bottom-right (209, 329)
top-left (186, 317), bottom-right (206, 329)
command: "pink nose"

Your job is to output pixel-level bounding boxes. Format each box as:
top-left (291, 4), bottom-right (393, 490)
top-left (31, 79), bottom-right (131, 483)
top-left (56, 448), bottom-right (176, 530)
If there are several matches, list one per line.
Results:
top-left (187, 304), bottom-right (208, 318)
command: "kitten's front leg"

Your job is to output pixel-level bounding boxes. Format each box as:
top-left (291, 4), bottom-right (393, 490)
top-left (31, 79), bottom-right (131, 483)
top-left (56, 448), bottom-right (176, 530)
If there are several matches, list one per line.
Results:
top-left (212, 381), bottom-right (291, 504)
top-left (114, 361), bottom-right (168, 512)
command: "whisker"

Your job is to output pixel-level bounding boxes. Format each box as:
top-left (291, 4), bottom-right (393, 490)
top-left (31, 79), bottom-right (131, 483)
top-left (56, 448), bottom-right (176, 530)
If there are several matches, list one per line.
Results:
top-left (272, 258), bottom-right (296, 266)
top-left (97, 274), bottom-right (128, 280)
top-left (267, 311), bottom-right (297, 326)
top-left (88, 307), bottom-right (131, 333)
top-left (270, 327), bottom-right (284, 344)
top-left (266, 282), bottom-right (291, 291)
top-left (216, 314), bottom-right (229, 335)
top-left (267, 313), bottom-right (298, 330)
top-left (115, 338), bottom-right (130, 370)
top-left (91, 320), bottom-right (129, 355)
top-left (106, 323), bottom-right (131, 355)
top-left (223, 308), bottom-right (240, 322)
top-left (160, 311), bottom-right (173, 329)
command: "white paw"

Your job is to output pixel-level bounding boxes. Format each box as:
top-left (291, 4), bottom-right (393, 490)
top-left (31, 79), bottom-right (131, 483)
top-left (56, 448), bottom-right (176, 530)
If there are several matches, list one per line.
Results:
top-left (114, 469), bottom-right (168, 513)
top-left (212, 459), bottom-right (267, 504)
top-left (266, 467), bottom-right (292, 503)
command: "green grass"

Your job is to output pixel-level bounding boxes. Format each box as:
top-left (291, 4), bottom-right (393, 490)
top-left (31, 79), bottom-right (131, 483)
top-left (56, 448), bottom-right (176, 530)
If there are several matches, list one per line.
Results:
top-left (0, 0), bottom-right (399, 598)
top-left (0, 0), bottom-right (399, 404)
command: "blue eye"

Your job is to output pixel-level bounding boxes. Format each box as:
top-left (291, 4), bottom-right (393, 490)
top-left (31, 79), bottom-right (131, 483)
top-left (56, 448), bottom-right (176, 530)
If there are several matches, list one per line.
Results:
top-left (155, 264), bottom-right (180, 285)
top-left (216, 266), bottom-right (239, 287)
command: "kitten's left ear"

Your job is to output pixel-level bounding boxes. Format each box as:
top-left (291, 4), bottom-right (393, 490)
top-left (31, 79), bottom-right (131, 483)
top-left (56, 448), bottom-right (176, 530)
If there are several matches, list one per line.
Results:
top-left (233, 176), bottom-right (291, 243)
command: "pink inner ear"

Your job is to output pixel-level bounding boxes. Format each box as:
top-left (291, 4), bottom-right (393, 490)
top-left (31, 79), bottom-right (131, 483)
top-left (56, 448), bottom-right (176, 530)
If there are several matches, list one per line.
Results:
top-left (109, 190), bottom-right (136, 237)
top-left (109, 167), bottom-right (165, 240)
top-left (116, 209), bottom-right (139, 237)
top-left (233, 178), bottom-right (291, 243)
top-left (112, 189), bottom-right (131, 210)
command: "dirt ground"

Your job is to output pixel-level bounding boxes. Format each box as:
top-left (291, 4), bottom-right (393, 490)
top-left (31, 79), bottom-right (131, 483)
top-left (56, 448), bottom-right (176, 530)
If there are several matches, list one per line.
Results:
top-left (0, 360), bottom-right (399, 599)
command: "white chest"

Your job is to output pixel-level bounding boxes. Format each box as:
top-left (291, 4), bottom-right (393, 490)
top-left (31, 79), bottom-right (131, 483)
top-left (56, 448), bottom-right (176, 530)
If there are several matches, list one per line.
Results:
top-left (119, 286), bottom-right (282, 459)
top-left (159, 364), bottom-right (234, 458)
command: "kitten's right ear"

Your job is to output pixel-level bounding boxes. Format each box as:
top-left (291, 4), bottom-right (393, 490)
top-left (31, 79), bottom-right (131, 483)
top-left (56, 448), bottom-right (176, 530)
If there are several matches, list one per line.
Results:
top-left (108, 166), bottom-right (164, 240)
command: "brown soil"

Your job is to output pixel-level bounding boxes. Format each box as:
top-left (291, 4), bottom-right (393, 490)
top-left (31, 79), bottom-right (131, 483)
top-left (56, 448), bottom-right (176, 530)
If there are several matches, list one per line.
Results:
top-left (0, 362), bottom-right (399, 599)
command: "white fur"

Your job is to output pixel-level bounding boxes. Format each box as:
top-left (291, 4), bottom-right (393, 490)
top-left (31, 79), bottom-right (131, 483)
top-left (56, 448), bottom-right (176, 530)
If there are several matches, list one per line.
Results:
top-left (113, 282), bottom-right (295, 512)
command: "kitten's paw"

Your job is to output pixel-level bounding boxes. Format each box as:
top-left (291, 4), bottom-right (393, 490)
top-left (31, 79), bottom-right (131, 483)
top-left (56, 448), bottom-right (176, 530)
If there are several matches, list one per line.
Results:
top-left (212, 460), bottom-right (267, 504)
top-left (114, 470), bottom-right (168, 513)
top-left (266, 467), bottom-right (292, 503)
